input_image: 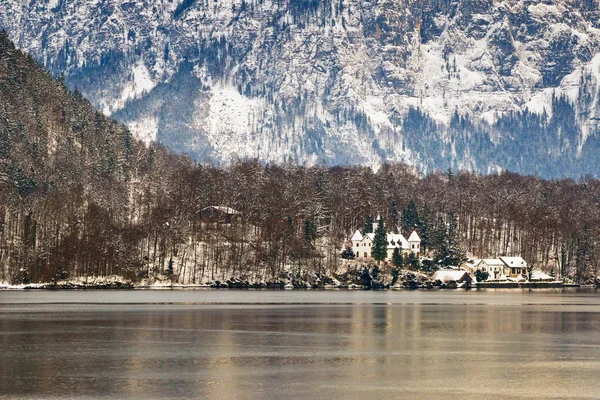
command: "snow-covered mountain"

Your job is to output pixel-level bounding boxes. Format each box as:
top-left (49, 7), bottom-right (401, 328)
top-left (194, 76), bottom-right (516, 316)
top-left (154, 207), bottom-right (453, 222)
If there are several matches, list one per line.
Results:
top-left (2, 0), bottom-right (600, 177)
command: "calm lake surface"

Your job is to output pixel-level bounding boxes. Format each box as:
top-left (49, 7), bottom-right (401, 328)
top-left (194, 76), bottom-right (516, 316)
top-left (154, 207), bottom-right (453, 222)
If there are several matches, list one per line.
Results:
top-left (1, 289), bottom-right (600, 399)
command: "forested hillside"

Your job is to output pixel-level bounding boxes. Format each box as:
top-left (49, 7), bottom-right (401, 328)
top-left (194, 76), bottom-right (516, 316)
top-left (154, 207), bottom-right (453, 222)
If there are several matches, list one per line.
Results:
top-left (0, 31), bottom-right (598, 286)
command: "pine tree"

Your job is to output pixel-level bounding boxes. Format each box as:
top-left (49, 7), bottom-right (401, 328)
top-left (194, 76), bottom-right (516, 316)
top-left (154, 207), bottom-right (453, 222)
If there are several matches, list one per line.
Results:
top-left (402, 199), bottom-right (420, 235)
top-left (434, 211), bottom-right (466, 267)
top-left (372, 217), bottom-right (387, 264)
top-left (432, 216), bottom-right (447, 253)
top-left (390, 200), bottom-right (399, 233)
top-left (362, 215), bottom-right (374, 234)
top-left (305, 219), bottom-right (314, 245)
top-left (406, 252), bottom-right (419, 270)
top-left (418, 203), bottom-right (433, 253)
top-left (392, 247), bottom-right (403, 268)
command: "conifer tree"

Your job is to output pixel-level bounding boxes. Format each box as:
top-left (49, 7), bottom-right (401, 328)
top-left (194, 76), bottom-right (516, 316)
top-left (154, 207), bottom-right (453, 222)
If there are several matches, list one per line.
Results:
top-left (392, 247), bottom-right (403, 268)
top-left (390, 200), bottom-right (399, 233)
top-left (418, 203), bottom-right (433, 253)
top-left (305, 219), bottom-right (314, 245)
top-left (372, 217), bottom-right (387, 264)
top-left (406, 252), bottom-right (419, 270)
top-left (432, 216), bottom-right (447, 253)
top-left (402, 200), bottom-right (420, 235)
top-left (434, 211), bottom-right (466, 267)
top-left (362, 215), bottom-right (374, 234)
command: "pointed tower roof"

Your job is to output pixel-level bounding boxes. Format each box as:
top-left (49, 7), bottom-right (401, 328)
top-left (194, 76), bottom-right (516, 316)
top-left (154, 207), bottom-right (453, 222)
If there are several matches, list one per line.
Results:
top-left (408, 231), bottom-right (421, 241)
top-left (351, 230), bottom-right (363, 241)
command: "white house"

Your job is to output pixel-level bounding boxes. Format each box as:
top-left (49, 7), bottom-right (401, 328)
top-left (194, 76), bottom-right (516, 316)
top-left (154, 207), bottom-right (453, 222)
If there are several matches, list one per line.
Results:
top-left (478, 259), bottom-right (505, 279)
top-left (350, 215), bottom-right (421, 262)
top-left (498, 256), bottom-right (528, 277)
top-left (472, 256), bottom-right (529, 279)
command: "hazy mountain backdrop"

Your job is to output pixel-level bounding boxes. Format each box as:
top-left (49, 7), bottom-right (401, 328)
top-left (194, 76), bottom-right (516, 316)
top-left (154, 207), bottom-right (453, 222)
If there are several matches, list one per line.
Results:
top-left (2, 0), bottom-right (600, 177)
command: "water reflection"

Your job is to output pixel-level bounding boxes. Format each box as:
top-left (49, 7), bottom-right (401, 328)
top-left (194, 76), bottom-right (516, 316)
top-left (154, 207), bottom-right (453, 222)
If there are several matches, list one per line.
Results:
top-left (1, 293), bottom-right (600, 399)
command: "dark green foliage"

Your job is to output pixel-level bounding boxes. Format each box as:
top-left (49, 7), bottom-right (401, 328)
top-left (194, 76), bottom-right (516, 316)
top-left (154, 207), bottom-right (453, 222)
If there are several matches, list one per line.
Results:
top-left (420, 259), bottom-right (437, 273)
top-left (167, 257), bottom-right (174, 276)
top-left (371, 217), bottom-right (387, 263)
top-left (305, 219), bottom-right (314, 244)
top-left (392, 247), bottom-right (403, 268)
top-left (390, 200), bottom-right (399, 233)
top-left (391, 267), bottom-right (400, 285)
top-left (371, 264), bottom-right (381, 280)
top-left (359, 267), bottom-right (372, 288)
top-left (418, 203), bottom-right (433, 253)
top-left (406, 252), bottom-right (419, 270)
top-left (362, 215), bottom-right (374, 234)
top-left (475, 270), bottom-right (489, 282)
top-left (341, 247), bottom-right (355, 259)
top-left (432, 216), bottom-right (447, 253)
top-left (402, 200), bottom-right (420, 235)
top-left (434, 211), bottom-right (467, 268)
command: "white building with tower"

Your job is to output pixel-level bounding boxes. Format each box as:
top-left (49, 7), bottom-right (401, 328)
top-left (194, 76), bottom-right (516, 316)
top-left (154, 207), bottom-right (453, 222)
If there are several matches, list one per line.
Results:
top-left (350, 215), bottom-right (421, 261)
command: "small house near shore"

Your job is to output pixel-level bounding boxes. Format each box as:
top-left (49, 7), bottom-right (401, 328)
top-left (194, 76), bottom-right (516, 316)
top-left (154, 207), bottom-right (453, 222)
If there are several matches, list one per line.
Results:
top-left (479, 259), bottom-right (505, 279)
top-left (432, 270), bottom-right (473, 285)
top-left (199, 206), bottom-right (241, 224)
top-left (467, 256), bottom-right (529, 279)
top-left (499, 256), bottom-right (527, 277)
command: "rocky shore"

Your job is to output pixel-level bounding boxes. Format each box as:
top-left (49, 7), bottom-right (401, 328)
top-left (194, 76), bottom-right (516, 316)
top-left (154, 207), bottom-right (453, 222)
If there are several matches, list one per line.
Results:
top-left (1, 267), bottom-right (591, 290)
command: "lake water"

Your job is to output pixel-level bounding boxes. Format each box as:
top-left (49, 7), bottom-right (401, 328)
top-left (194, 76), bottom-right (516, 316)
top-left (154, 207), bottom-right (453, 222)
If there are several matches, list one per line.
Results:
top-left (1, 289), bottom-right (600, 399)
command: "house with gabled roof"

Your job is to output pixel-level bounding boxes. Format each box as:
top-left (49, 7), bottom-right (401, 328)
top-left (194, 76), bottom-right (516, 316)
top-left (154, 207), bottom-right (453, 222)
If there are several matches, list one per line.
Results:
top-left (200, 206), bottom-right (241, 224)
top-left (471, 256), bottom-right (529, 279)
top-left (350, 215), bottom-right (421, 262)
top-left (499, 256), bottom-right (528, 277)
top-left (479, 259), bottom-right (505, 279)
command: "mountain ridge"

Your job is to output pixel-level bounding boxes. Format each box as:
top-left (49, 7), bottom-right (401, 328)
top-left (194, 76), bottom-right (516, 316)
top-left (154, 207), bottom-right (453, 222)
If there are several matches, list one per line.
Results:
top-left (2, 0), bottom-right (600, 177)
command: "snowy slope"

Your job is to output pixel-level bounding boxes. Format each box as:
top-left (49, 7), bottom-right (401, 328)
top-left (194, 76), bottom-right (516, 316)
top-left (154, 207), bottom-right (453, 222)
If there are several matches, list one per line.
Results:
top-left (1, 0), bottom-right (600, 176)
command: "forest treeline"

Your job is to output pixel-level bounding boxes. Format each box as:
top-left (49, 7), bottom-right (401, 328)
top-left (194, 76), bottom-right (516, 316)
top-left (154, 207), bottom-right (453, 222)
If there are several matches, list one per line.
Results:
top-left (0, 31), bottom-right (599, 285)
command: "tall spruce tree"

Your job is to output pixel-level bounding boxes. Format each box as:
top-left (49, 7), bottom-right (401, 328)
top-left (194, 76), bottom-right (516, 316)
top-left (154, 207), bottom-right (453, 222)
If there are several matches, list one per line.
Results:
top-left (372, 217), bottom-right (388, 264)
top-left (363, 215), bottom-right (374, 234)
top-left (402, 200), bottom-right (420, 235)
top-left (305, 219), bottom-right (314, 245)
top-left (432, 216), bottom-right (447, 253)
top-left (406, 252), bottom-right (419, 270)
top-left (434, 211), bottom-right (466, 267)
top-left (392, 247), bottom-right (404, 268)
top-left (418, 203), bottom-right (433, 253)
top-left (390, 200), bottom-right (399, 233)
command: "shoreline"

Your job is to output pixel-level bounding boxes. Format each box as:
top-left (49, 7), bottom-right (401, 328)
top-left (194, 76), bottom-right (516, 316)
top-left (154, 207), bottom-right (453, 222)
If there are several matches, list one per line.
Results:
top-left (0, 281), bottom-right (587, 291)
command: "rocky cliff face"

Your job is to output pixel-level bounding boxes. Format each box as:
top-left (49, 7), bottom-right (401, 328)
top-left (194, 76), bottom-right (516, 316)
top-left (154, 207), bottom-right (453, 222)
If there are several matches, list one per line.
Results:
top-left (2, 0), bottom-right (600, 177)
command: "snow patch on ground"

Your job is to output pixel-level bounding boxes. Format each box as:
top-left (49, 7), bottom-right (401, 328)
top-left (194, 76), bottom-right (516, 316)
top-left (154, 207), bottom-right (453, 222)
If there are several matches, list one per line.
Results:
top-left (127, 115), bottom-right (159, 144)
top-left (524, 91), bottom-right (552, 116)
top-left (201, 84), bottom-right (265, 159)
top-left (528, 3), bottom-right (561, 19)
top-left (105, 62), bottom-right (156, 115)
top-left (363, 96), bottom-right (392, 128)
